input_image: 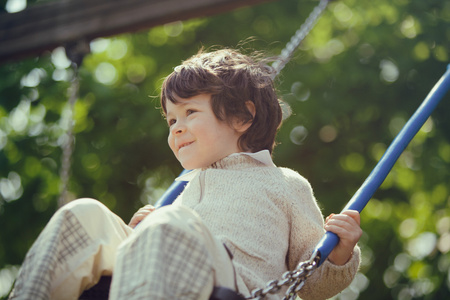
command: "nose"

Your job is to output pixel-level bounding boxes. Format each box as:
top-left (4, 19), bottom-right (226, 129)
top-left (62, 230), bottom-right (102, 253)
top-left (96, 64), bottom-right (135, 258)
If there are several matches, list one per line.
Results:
top-left (171, 121), bottom-right (186, 135)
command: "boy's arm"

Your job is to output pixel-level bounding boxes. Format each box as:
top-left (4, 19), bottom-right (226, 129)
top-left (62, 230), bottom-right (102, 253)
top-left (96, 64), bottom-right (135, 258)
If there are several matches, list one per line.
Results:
top-left (285, 172), bottom-right (360, 300)
top-left (290, 204), bottom-right (361, 300)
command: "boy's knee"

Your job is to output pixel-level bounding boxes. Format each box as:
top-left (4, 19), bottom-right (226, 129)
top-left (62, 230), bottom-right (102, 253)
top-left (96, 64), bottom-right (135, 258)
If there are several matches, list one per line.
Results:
top-left (54, 198), bottom-right (131, 240)
top-left (57, 198), bottom-right (109, 219)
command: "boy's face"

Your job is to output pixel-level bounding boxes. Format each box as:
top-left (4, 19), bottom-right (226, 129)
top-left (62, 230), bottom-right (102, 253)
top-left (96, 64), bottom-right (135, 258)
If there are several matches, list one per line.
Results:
top-left (166, 94), bottom-right (243, 169)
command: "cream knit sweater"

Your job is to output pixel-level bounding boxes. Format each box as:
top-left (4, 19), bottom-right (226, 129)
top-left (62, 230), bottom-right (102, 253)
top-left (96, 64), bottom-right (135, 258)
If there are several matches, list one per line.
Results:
top-left (173, 154), bottom-right (360, 300)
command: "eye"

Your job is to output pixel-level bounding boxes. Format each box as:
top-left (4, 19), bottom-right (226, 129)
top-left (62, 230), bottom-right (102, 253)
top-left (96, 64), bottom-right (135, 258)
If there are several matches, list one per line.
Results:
top-left (186, 109), bottom-right (196, 116)
top-left (167, 118), bottom-right (176, 127)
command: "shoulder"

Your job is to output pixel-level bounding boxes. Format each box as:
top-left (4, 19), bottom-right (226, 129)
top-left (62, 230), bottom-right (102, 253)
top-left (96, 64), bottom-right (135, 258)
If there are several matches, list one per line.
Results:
top-left (273, 167), bottom-right (322, 212)
top-left (277, 167), bottom-right (310, 184)
top-left (251, 166), bottom-right (316, 205)
top-left (275, 167), bottom-right (314, 194)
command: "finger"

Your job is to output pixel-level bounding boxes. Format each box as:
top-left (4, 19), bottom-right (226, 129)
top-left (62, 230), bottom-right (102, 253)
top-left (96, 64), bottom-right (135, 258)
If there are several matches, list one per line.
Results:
top-left (137, 209), bottom-right (154, 215)
top-left (129, 209), bottom-right (154, 227)
top-left (324, 223), bottom-right (349, 238)
top-left (325, 213), bottom-right (335, 224)
top-left (325, 219), bottom-right (356, 232)
top-left (138, 205), bottom-right (155, 212)
top-left (134, 209), bottom-right (155, 217)
top-left (325, 214), bottom-right (361, 233)
top-left (130, 213), bottom-right (146, 223)
top-left (133, 210), bottom-right (153, 219)
top-left (325, 218), bottom-right (355, 232)
top-left (340, 210), bottom-right (361, 225)
top-left (325, 219), bottom-right (363, 241)
top-left (129, 216), bottom-right (146, 228)
top-left (327, 212), bottom-right (360, 226)
top-left (325, 224), bottom-right (362, 245)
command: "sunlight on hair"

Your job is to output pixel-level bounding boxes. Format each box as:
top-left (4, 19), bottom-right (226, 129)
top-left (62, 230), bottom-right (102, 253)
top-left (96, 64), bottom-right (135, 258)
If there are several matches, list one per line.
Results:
top-left (280, 100), bottom-right (292, 120)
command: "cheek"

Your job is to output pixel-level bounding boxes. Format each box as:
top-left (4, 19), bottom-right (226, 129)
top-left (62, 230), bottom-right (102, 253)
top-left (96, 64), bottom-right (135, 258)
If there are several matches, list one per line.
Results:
top-left (167, 134), bottom-right (176, 153)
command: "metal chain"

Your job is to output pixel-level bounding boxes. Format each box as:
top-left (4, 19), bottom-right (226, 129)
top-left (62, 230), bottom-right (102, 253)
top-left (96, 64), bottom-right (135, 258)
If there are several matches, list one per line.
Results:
top-left (271, 0), bottom-right (330, 79)
top-left (244, 1), bottom-right (331, 298)
top-left (58, 62), bottom-right (79, 207)
top-left (58, 40), bottom-right (89, 207)
top-left (246, 252), bottom-right (320, 300)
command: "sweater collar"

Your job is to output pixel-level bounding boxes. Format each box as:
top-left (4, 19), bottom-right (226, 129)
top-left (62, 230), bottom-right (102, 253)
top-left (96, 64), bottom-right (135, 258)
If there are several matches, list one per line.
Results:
top-left (175, 150), bottom-right (274, 182)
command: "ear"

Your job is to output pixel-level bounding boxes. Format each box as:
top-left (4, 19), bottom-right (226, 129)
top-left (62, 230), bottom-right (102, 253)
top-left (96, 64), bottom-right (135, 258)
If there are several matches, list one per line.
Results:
top-left (235, 101), bottom-right (256, 133)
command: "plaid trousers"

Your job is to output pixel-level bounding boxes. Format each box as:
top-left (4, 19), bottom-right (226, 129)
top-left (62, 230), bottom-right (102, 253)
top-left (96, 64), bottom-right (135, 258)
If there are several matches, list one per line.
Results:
top-left (9, 198), bottom-right (236, 300)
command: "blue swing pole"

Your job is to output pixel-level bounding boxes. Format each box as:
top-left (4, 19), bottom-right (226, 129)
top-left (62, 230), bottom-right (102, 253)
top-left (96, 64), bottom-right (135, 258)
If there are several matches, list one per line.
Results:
top-left (155, 65), bottom-right (450, 267)
top-left (314, 64), bottom-right (450, 266)
top-left (154, 169), bottom-right (190, 208)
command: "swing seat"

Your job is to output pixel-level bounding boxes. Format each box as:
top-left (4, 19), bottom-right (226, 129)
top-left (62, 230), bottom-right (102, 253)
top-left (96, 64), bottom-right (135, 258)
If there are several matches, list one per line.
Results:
top-left (79, 275), bottom-right (246, 300)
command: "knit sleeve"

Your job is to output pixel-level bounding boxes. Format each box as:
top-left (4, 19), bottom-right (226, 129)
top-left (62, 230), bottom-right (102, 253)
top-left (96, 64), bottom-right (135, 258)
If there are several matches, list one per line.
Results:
top-left (282, 168), bottom-right (360, 300)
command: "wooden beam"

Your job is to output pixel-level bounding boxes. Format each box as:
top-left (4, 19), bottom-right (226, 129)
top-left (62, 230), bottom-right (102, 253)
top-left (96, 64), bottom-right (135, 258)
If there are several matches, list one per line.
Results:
top-left (0, 0), bottom-right (275, 63)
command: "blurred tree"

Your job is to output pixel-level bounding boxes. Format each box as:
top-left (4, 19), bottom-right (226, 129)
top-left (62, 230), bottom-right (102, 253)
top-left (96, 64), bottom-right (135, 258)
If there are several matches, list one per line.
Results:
top-left (0, 0), bottom-right (449, 299)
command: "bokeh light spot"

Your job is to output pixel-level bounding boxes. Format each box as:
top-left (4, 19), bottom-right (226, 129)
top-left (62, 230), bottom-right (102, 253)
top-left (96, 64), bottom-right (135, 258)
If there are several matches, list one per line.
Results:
top-left (290, 126), bottom-right (308, 145)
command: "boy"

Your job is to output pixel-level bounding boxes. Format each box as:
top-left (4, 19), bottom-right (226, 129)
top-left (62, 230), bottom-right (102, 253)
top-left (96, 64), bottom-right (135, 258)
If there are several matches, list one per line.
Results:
top-left (9, 49), bottom-right (361, 300)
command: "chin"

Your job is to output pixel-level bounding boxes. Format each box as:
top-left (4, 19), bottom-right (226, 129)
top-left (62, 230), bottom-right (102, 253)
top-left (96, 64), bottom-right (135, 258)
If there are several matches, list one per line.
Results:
top-left (180, 161), bottom-right (197, 170)
top-left (181, 160), bottom-right (209, 170)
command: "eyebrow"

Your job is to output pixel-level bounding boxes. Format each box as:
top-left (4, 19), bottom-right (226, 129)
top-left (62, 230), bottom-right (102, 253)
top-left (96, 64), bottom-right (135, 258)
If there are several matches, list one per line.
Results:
top-left (177, 98), bottom-right (202, 105)
top-left (165, 101), bottom-right (191, 117)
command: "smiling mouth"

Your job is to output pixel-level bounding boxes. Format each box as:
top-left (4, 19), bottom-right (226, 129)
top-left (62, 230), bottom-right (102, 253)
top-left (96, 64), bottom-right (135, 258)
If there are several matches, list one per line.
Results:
top-left (178, 141), bottom-right (194, 150)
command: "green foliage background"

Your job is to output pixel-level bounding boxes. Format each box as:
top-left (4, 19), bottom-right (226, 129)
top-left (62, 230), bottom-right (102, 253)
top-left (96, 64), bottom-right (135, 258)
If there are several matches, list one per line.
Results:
top-left (1, 0), bottom-right (449, 299)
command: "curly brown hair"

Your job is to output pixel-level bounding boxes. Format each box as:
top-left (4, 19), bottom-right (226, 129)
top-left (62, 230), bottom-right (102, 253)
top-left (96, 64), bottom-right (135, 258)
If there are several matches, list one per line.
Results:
top-left (160, 48), bottom-right (283, 153)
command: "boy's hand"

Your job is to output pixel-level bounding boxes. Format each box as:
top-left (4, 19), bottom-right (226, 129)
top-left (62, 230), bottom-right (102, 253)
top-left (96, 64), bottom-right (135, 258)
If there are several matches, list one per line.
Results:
top-left (129, 204), bottom-right (156, 228)
top-left (324, 210), bottom-right (362, 265)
